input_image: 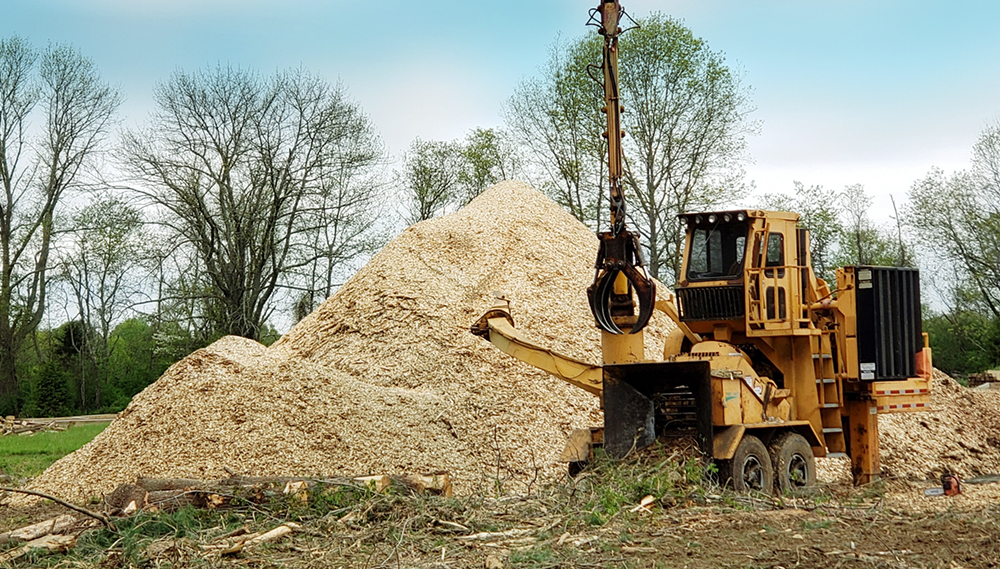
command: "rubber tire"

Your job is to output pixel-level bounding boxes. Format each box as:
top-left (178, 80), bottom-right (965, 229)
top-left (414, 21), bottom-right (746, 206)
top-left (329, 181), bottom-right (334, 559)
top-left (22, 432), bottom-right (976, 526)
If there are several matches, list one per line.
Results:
top-left (768, 432), bottom-right (816, 494)
top-left (722, 435), bottom-right (773, 493)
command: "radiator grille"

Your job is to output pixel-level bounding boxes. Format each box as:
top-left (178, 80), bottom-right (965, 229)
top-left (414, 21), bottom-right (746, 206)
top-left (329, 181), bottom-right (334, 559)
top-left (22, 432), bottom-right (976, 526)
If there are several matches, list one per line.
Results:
top-left (855, 266), bottom-right (922, 381)
top-left (677, 286), bottom-right (745, 321)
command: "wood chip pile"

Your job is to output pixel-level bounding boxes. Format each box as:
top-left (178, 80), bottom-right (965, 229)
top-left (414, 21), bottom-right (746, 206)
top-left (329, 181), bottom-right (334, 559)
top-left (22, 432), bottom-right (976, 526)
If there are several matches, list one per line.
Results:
top-left (880, 370), bottom-right (1000, 480)
top-left (17, 181), bottom-right (675, 503)
top-left (822, 369), bottom-right (1000, 483)
top-left (14, 180), bottom-right (1000, 508)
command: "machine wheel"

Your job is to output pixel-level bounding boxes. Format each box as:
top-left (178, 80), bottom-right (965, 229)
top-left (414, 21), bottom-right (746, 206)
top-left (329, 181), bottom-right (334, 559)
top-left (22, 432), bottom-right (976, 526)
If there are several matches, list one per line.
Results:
top-left (768, 432), bottom-right (816, 493)
top-left (722, 435), bottom-right (773, 493)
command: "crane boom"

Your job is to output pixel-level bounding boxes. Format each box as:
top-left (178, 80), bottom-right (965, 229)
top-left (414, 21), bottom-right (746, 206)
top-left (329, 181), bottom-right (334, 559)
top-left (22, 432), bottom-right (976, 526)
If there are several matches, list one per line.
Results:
top-left (585, 0), bottom-right (655, 336)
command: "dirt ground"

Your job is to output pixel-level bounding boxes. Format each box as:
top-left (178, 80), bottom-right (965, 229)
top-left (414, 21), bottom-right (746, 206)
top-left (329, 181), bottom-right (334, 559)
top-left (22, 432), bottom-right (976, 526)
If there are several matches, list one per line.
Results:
top-left (3, 462), bottom-right (999, 569)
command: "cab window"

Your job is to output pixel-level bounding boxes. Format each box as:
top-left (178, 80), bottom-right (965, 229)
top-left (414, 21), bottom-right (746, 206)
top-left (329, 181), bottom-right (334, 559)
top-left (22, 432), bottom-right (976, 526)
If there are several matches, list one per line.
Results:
top-left (766, 233), bottom-right (784, 267)
top-left (687, 222), bottom-right (748, 281)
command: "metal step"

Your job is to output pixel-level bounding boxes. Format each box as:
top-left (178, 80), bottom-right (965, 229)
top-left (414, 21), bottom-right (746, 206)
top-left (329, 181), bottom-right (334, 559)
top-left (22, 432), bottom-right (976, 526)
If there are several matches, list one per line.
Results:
top-left (826, 452), bottom-right (848, 458)
top-left (822, 427), bottom-right (843, 434)
top-left (815, 378), bottom-right (836, 384)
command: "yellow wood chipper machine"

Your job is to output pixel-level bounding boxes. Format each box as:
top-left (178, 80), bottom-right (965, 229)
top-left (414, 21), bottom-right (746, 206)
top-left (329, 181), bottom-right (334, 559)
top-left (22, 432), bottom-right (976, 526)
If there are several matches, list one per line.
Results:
top-left (471, 0), bottom-right (932, 492)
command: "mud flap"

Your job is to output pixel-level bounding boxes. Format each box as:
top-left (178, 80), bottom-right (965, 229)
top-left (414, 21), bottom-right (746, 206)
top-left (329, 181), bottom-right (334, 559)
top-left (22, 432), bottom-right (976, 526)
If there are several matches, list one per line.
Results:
top-left (603, 361), bottom-right (713, 459)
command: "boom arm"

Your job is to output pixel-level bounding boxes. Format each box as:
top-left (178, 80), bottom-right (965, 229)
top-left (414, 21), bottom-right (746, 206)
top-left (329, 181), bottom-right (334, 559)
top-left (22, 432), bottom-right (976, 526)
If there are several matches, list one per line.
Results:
top-left (585, 0), bottom-right (655, 336)
top-left (471, 298), bottom-right (603, 396)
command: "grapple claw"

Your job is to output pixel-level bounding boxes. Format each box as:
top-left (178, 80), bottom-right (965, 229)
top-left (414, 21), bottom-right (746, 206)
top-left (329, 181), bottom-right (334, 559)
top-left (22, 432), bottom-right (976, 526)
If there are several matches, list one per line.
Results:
top-left (587, 230), bottom-right (656, 334)
top-left (589, 268), bottom-right (623, 333)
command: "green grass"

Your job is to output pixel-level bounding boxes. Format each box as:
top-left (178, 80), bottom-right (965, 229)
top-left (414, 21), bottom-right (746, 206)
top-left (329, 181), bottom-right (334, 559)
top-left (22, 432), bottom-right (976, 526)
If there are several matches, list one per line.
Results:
top-left (0, 422), bottom-right (109, 480)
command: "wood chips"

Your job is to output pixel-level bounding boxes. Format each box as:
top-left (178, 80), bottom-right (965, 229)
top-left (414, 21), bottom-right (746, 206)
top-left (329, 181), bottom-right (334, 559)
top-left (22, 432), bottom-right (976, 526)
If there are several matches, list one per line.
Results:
top-left (12, 181), bottom-right (1000, 511)
top-left (16, 181), bottom-right (674, 503)
top-left (818, 368), bottom-right (1000, 510)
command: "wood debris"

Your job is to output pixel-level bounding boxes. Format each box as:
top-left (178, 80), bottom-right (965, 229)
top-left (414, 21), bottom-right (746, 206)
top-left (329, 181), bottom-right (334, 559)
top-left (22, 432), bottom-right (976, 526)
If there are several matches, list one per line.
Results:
top-left (2, 414), bottom-right (115, 436)
top-left (11, 181), bottom-right (1000, 512)
top-left (0, 533), bottom-right (77, 564)
top-left (0, 514), bottom-right (76, 545)
top-left (202, 522), bottom-right (300, 555)
top-left (14, 181), bottom-right (676, 505)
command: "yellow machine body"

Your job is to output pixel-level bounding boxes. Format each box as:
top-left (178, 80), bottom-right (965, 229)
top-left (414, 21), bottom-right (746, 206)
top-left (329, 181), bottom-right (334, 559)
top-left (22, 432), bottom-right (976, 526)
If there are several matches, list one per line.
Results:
top-left (471, 0), bottom-right (929, 490)
top-left (472, 209), bottom-right (932, 487)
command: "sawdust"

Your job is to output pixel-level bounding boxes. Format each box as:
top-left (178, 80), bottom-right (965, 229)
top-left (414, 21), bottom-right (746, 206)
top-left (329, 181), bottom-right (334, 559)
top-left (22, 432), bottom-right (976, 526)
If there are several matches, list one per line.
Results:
top-left (15, 181), bottom-right (675, 504)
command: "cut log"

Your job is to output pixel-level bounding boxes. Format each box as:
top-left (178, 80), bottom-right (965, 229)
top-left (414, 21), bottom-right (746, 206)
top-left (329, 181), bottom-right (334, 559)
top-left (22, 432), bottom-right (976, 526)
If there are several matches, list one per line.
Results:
top-left (0, 534), bottom-right (77, 564)
top-left (105, 483), bottom-right (149, 513)
top-left (353, 475), bottom-right (391, 492)
top-left (0, 514), bottom-right (76, 544)
top-left (394, 472), bottom-right (453, 497)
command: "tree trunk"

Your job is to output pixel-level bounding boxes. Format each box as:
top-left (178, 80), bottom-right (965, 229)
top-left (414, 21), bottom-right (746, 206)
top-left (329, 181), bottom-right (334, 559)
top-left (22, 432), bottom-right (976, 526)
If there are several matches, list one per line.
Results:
top-left (0, 336), bottom-right (19, 413)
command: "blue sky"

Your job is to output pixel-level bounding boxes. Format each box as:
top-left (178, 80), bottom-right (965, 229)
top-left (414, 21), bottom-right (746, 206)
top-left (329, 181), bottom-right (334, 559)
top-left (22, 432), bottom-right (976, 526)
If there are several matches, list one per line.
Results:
top-left (6, 0), bottom-right (1000, 220)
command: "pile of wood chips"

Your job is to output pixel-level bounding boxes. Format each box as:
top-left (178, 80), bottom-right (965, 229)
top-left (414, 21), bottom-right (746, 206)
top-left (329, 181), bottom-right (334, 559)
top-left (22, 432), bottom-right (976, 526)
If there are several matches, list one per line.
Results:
top-left (13, 181), bottom-right (1000, 509)
top-left (820, 368), bottom-right (1000, 502)
top-left (16, 181), bottom-right (675, 504)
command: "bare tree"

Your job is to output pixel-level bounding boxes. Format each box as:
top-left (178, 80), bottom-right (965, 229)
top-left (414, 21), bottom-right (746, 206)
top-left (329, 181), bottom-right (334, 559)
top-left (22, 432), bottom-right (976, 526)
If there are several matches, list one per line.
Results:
top-left (121, 66), bottom-right (385, 341)
top-left (0, 37), bottom-right (120, 408)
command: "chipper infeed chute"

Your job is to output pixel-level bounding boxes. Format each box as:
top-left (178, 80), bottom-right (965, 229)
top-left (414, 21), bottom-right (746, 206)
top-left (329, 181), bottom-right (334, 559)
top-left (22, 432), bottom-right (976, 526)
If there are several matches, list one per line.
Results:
top-left (602, 361), bottom-right (713, 458)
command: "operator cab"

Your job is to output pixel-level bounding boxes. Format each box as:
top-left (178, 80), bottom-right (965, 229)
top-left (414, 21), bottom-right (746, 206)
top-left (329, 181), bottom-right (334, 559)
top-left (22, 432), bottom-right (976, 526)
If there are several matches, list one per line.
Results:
top-left (683, 211), bottom-right (751, 283)
top-left (676, 210), bottom-right (812, 336)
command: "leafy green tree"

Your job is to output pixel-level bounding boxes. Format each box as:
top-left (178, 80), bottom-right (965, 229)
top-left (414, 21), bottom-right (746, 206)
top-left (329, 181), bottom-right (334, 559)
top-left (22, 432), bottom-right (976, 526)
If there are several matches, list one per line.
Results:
top-left (401, 128), bottom-right (521, 224)
top-left (28, 361), bottom-right (71, 417)
top-left (908, 122), bottom-right (1000, 319)
top-left (836, 184), bottom-right (903, 268)
top-left (59, 196), bottom-right (148, 410)
top-left (504, 35), bottom-right (606, 229)
top-left (103, 318), bottom-right (176, 410)
top-left (0, 37), bottom-right (120, 412)
top-left (456, 128), bottom-right (520, 205)
top-left (760, 182), bottom-right (844, 284)
top-left (923, 308), bottom-right (1000, 379)
top-left (761, 182), bottom-right (907, 282)
top-left (618, 14), bottom-right (756, 284)
top-left (401, 138), bottom-right (465, 224)
top-left (504, 15), bottom-right (756, 283)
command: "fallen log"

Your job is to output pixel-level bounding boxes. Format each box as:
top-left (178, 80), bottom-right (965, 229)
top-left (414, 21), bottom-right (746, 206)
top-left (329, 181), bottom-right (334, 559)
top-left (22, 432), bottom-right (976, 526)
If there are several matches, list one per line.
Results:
top-left (0, 514), bottom-right (76, 545)
top-left (115, 471), bottom-right (452, 514)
